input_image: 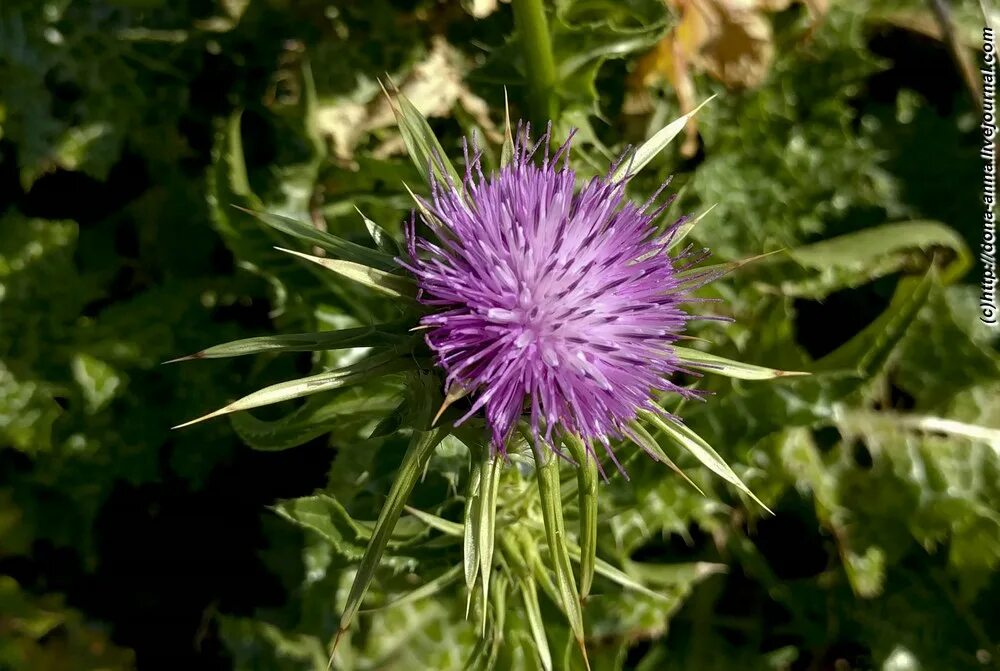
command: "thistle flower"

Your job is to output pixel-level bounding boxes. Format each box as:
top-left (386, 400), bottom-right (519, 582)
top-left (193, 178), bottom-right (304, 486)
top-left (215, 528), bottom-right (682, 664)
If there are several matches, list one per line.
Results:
top-left (401, 126), bottom-right (712, 461)
top-left (172, 100), bottom-right (800, 660)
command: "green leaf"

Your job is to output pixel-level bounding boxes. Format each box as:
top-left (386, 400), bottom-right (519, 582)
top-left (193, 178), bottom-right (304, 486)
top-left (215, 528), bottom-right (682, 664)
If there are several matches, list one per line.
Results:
top-left (501, 87), bottom-right (515, 168)
top-left (360, 565), bottom-right (463, 614)
top-left (640, 411), bottom-right (772, 513)
top-left (234, 206), bottom-right (398, 271)
top-left (173, 352), bottom-right (412, 428)
top-left (166, 323), bottom-right (415, 362)
top-left (386, 85), bottom-right (464, 190)
top-left (403, 505), bottom-right (464, 537)
top-left (519, 578), bottom-right (553, 671)
top-left (70, 353), bottom-right (122, 414)
top-left (754, 221), bottom-right (971, 298)
top-left (584, 546), bottom-right (725, 599)
top-left (667, 203), bottom-right (716, 250)
top-left (463, 457), bottom-right (484, 602)
top-left (355, 207), bottom-right (402, 258)
top-left (276, 246), bottom-right (417, 298)
top-left (549, 0), bottom-right (673, 116)
top-left (685, 271), bottom-right (937, 451)
top-left (816, 271), bottom-right (935, 375)
top-left (673, 346), bottom-right (809, 380)
top-left (477, 454), bottom-right (503, 631)
top-left (562, 435), bottom-right (598, 599)
top-left (611, 96), bottom-right (716, 183)
top-left (230, 384), bottom-right (402, 451)
top-left (532, 445), bottom-right (588, 666)
top-left (626, 422), bottom-right (705, 496)
top-left (273, 494), bottom-right (371, 560)
top-left (334, 424), bottom-right (451, 652)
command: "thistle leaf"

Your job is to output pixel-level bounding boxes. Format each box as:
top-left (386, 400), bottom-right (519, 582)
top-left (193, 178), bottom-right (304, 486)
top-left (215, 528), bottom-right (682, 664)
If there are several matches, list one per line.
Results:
top-left (275, 246), bottom-right (416, 298)
top-left (231, 388), bottom-right (402, 451)
top-left (673, 346), bottom-right (809, 380)
top-left (640, 410), bottom-right (772, 513)
top-left (463, 459), bottom-right (484, 610)
top-left (611, 95), bottom-right (716, 183)
top-left (165, 323), bottom-right (414, 362)
top-left (627, 421), bottom-right (705, 496)
top-left (333, 424), bottom-right (450, 654)
top-left (562, 435), bottom-right (598, 599)
top-left (500, 86), bottom-right (515, 168)
top-left (667, 203), bottom-right (716, 251)
top-left (752, 221), bottom-right (970, 298)
top-left (519, 578), bottom-right (553, 671)
top-left (273, 495), bottom-right (369, 560)
top-left (816, 270), bottom-right (935, 376)
top-left (172, 353), bottom-right (412, 429)
top-left (233, 206), bottom-right (397, 270)
top-left (359, 564), bottom-right (463, 614)
top-left (532, 446), bottom-right (589, 668)
top-left (567, 546), bottom-right (681, 602)
top-left (354, 206), bottom-right (402, 257)
top-left (477, 455), bottom-right (502, 633)
top-left (383, 83), bottom-right (464, 190)
top-left (403, 505), bottom-right (463, 536)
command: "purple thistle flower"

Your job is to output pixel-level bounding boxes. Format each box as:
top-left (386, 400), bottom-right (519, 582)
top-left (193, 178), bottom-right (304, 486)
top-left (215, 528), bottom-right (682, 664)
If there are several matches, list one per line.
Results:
top-left (401, 125), bottom-right (713, 462)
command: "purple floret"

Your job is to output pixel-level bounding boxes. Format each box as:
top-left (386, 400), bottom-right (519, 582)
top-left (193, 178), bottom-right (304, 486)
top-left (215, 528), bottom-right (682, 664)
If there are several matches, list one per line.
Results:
top-left (400, 125), bottom-right (710, 460)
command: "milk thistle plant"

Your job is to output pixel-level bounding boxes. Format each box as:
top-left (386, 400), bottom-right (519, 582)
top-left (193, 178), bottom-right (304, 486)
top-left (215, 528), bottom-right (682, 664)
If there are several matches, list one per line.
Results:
top-left (172, 91), bottom-right (803, 666)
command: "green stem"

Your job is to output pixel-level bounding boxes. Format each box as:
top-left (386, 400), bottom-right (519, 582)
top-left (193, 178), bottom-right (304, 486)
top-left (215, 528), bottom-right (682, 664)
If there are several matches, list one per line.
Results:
top-left (512, 0), bottom-right (558, 126)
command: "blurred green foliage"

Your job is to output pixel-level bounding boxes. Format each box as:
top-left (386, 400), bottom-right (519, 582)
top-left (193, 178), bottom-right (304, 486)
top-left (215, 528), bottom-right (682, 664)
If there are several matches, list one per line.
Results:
top-left (0, 0), bottom-right (997, 670)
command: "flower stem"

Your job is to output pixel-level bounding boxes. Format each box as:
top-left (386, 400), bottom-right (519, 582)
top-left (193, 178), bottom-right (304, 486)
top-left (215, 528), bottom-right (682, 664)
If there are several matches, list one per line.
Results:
top-left (511, 0), bottom-right (558, 126)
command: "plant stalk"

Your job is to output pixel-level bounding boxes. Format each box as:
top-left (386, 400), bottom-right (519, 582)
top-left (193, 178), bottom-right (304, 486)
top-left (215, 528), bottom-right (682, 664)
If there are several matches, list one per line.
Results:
top-left (512, 0), bottom-right (558, 126)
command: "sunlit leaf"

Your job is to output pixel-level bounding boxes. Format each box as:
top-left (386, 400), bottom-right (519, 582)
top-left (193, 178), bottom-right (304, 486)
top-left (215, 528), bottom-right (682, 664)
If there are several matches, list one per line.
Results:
top-left (173, 352), bottom-right (413, 428)
top-left (166, 323), bottom-right (414, 362)
top-left (641, 410), bottom-right (772, 513)
top-left (275, 246), bottom-right (417, 298)
top-left (611, 96), bottom-right (716, 183)
top-left (674, 346), bottom-right (808, 380)
top-left (234, 206), bottom-right (397, 271)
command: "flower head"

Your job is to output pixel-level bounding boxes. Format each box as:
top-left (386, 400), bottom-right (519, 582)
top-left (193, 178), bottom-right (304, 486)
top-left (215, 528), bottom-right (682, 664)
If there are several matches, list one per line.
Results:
top-left (402, 125), bottom-right (711, 459)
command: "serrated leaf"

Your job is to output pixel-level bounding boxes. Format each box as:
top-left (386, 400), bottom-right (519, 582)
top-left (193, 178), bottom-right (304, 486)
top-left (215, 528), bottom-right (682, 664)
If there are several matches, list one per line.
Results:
top-left (275, 246), bottom-right (416, 298)
top-left (673, 346), bottom-right (809, 380)
top-left (273, 494), bottom-right (370, 560)
top-left (640, 411), bottom-right (772, 513)
top-left (755, 221), bottom-right (971, 298)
